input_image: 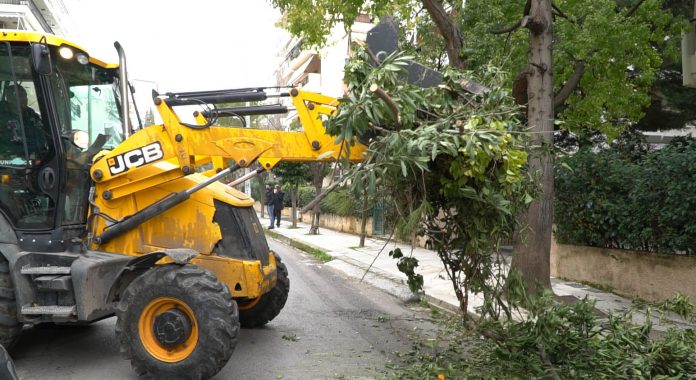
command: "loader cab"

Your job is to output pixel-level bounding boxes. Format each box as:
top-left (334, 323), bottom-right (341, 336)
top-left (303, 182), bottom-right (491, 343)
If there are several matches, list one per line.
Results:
top-left (0, 38), bottom-right (127, 251)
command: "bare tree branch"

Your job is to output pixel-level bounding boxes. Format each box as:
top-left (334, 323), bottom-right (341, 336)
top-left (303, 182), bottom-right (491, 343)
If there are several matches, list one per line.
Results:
top-left (490, 17), bottom-right (525, 34)
top-left (422, 0), bottom-right (465, 69)
top-left (626, 0), bottom-right (646, 17)
top-left (554, 61), bottom-right (586, 109)
top-left (551, 2), bottom-right (569, 20)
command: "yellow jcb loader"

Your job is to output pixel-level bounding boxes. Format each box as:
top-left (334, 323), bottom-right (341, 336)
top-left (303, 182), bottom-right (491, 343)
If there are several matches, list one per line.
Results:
top-left (0, 30), bottom-right (364, 379)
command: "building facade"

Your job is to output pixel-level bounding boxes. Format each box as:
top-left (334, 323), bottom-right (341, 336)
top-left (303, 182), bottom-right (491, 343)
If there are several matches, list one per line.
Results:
top-left (0, 0), bottom-right (74, 37)
top-left (274, 15), bottom-right (373, 128)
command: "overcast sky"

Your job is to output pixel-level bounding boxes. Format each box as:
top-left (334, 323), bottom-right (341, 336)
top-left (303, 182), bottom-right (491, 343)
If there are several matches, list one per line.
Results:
top-left (65, 1), bottom-right (288, 114)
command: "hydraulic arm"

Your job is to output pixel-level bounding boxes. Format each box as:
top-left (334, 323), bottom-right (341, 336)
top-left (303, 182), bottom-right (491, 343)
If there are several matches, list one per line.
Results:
top-left (89, 87), bottom-right (363, 199)
top-left (87, 86), bottom-right (365, 253)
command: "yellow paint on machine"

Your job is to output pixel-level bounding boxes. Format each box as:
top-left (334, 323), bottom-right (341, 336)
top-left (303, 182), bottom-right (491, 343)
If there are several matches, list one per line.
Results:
top-left (190, 253), bottom-right (277, 299)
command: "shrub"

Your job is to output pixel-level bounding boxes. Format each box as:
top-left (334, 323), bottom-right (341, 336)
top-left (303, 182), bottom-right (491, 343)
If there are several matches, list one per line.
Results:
top-left (296, 185), bottom-right (316, 209)
top-left (555, 138), bottom-right (696, 254)
top-left (319, 187), bottom-right (362, 217)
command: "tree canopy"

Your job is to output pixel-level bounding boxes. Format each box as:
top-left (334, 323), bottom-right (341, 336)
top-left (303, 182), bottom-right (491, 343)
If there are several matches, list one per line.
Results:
top-left (273, 0), bottom-right (689, 134)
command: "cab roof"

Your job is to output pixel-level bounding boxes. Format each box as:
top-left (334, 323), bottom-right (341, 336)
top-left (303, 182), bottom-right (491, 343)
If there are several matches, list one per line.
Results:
top-left (0, 29), bottom-right (118, 69)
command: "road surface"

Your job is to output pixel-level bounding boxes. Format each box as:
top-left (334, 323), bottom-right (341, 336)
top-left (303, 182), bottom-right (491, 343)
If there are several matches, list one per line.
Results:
top-left (11, 239), bottom-right (435, 379)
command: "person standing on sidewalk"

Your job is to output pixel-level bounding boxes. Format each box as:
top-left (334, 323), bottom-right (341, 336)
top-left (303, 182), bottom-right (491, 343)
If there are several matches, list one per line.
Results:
top-left (264, 184), bottom-right (275, 229)
top-left (272, 184), bottom-right (285, 228)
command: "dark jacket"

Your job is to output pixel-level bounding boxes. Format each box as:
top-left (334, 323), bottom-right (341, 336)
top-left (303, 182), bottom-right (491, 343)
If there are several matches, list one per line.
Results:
top-left (272, 190), bottom-right (284, 210)
top-left (264, 189), bottom-right (274, 206)
top-left (0, 101), bottom-right (49, 161)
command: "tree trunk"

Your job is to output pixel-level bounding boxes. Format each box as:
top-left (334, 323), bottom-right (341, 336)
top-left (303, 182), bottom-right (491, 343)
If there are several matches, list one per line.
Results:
top-left (309, 163), bottom-right (326, 235)
top-left (422, 0), bottom-right (465, 69)
top-left (291, 187), bottom-right (298, 228)
top-left (359, 190), bottom-right (369, 247)
top-left (511, 0), bottom-right (554, 293)
top-left (309, 209), bottom-right (320, 234)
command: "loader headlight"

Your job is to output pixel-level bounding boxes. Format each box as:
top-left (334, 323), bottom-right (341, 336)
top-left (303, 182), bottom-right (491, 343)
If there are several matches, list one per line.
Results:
top-left (58, 46), bottom-right (73, 60)
top-left (76, 53), bottom-right (89, 65)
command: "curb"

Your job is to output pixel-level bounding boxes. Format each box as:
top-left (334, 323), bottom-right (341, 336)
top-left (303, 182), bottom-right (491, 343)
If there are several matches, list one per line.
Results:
top-left (422, 294), bottom-right (461, 315)
top-left (264, 230), bottom-right (446, 308)
top-left (264, 229), bottom-right (332, 262)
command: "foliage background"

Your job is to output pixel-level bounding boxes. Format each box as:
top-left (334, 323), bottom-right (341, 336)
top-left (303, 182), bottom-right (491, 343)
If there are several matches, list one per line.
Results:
top-left (555, 137), bottom-right (696, 255)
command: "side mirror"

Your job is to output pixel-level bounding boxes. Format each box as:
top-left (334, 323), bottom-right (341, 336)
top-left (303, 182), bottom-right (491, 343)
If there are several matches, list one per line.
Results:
top-left (31, 43), bottom-right (53, 75)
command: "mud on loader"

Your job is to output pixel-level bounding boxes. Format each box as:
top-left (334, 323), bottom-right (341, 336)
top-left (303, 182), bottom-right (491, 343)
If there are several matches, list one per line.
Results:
top-left (0, 31), bottom-right (365, 379)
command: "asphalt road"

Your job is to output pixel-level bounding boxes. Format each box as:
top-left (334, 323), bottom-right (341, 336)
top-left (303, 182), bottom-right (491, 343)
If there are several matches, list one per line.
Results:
top-left (10, 239), bottom-right (436, 380)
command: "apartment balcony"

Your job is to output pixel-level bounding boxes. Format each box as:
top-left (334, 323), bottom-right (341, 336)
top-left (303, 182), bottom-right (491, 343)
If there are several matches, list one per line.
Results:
top-left (0, 0), bottom-right (71, 36)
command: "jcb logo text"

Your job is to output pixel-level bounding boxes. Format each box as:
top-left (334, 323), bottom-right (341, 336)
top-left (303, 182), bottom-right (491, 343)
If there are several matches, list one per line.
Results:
top-left (107, 142), bottom-right (164, 175)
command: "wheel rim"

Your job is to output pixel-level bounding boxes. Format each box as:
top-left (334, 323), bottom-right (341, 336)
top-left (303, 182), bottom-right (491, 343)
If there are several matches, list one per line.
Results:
top-left (138, 297), bottom-right (198, 363)
top-left (237, 297), bottom-right (261, 311)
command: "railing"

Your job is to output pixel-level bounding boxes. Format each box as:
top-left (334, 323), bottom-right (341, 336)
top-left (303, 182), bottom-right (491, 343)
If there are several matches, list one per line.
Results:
top-left (286, 40), bottom-right (303, 62)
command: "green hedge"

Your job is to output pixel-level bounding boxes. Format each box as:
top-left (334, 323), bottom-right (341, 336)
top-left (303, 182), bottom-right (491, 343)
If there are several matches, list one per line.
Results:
top-left (283, 186), bottom-right (365, 217)
top-left (320, 187), bottom-right (363, 217)
top-left (297, 185), bottom-right (316, 208)
top-left (555, 138), bottom-right (696, 255)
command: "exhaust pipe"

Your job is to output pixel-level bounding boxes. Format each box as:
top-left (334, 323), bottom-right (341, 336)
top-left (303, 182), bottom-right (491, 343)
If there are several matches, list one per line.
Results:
top-left (114, 42), bottom-right (130, 138)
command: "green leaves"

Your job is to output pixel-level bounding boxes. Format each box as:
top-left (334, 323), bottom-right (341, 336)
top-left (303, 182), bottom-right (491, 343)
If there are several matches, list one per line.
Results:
top-left (323, 45), bottom-right (537, 319)
top-left (555, 137), bottom-right (696, 254)
top-left (389, 248), bottom-right (424, 294)
top-left (326, 48), bottom-right (425, 147)
top-left (481, 289), bottom-right (696, 379)
top-left (273, 162), bottom-right (313, 187)
top-left (460, 0), bottom-right (682, 133)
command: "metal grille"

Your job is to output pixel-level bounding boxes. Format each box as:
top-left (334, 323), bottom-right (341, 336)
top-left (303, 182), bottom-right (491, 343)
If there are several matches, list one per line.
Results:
top-left (371, 199), bottom-right (385, 236)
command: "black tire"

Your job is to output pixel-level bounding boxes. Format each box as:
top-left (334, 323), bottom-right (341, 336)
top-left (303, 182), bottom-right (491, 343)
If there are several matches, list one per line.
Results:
top-left (239, 254), bottom-right (289, 328)
top-left (0, 257), bottom-right (21, 349)
top-left (115, 264), bottom-right (239, 380)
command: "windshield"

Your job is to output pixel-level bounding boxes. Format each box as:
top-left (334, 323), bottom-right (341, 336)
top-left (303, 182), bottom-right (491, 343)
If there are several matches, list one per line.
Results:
top-left (51, 49), bottom-right (124, 150)
top-left (69, 84), bottom-right (123, 149)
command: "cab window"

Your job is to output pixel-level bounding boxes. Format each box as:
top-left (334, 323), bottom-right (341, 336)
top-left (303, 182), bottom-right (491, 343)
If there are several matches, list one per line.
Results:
top-left (0, 42), bottom-right (56, 229)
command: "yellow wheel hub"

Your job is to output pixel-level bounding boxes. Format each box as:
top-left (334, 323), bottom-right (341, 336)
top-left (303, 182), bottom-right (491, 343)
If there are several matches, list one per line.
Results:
top-left (138, 297), bottom-right (198, 363)
top-left (237, 296), bottom-right (261, 311)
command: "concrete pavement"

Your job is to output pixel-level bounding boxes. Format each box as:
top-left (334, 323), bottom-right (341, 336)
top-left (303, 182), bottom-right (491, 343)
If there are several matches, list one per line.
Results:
top-left (263, 213), bottom-right (695, 332)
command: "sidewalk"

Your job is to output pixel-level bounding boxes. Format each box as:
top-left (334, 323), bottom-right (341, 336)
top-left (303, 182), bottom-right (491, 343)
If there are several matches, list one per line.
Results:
top-left (262, 213), bottom-right (694, 332)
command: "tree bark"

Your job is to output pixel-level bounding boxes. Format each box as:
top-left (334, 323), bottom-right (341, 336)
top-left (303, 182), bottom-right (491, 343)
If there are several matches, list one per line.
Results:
top-left (511, 0), bottom-right (554, 293)
top-left (554, 60), bottom-right (585, 110)
top-left (422, 0), bottom-right (465, 69)
top-left (309, 163), bottom-right (326, 235)
top-left (291, 188), bottom-right (298, 228)
top-left (359, 190), bottom-right (369, 247)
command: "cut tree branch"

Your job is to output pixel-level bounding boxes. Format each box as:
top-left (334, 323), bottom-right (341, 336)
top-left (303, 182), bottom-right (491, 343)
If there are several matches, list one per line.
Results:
top-left (554, 61), bottom-right (586, 109)
top-left (422, 0), bottom-right (465, 69)
top-left (369, 84), bottom-right (401, 127)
